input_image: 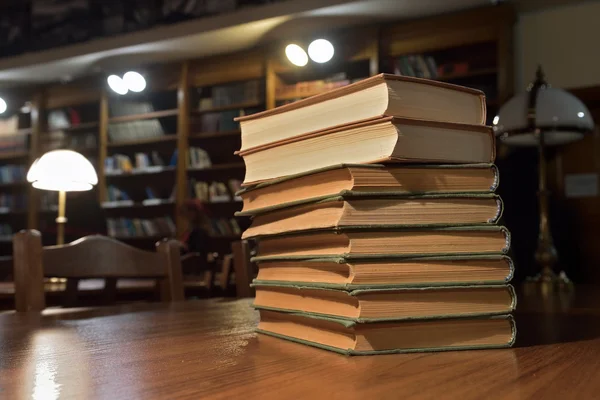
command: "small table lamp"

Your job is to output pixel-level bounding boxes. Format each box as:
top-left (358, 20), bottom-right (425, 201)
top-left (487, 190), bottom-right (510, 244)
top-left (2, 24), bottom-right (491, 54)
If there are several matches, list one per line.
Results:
top-left (493, 66), bottom-right (594, 283)
top-left (27, 150), bottom-right (98, 245)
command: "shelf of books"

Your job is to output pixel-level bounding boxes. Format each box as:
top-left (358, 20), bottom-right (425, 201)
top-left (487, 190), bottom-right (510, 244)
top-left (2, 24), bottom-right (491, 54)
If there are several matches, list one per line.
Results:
top-left (36, 78), bottom-right (103, 246)
top-left (0, 104), bottom-right (32, 255)
top-left (101, 66), bottom-right (181, 248)
top-left (266, 27), bottom-right (379, 109)
top-left (185, 50), bottom-right (265, 253)
top-left (379, 5), bottom-right (515, 126)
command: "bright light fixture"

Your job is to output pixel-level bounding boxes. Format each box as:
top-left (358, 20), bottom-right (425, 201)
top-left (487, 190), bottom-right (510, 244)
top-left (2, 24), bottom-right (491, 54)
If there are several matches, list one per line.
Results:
top-left (493, 115), bottom-right (500, 125)
top-left (123, 71), bottom-right (146, 93)
top-left (27, 150), bottom-right (98, 192)
top-left (0, 97), bottom-right (7, 114)
top-left (308, 39), bottom-right (334, 63)
top-left (285, 44), bottom-right (309, 67)
top-left (107, 75), bottom-right (128, 95)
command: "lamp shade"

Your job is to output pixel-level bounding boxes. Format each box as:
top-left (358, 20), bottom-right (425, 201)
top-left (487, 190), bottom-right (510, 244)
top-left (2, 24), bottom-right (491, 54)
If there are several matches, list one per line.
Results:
top-left (494, 86), bottom-right (594, 147)
top-left (27, 150), bottom-right (98, 192)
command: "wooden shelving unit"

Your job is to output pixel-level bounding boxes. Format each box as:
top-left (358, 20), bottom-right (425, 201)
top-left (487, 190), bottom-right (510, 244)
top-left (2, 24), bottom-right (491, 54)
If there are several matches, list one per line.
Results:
top-left (379, 5), bottom-right (515, 125)
top-left (266, 26), bottom-right (380, 110)
top-left (0, 91), bottom-right (40, 255)
top-left (30, 77), bottom-right (104, 246)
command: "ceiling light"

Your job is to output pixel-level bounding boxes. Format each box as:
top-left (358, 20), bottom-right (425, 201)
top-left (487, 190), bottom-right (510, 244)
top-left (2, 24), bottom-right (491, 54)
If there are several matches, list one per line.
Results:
top-left (285, 44), bottom-right (308, 67)
top-left (308, 39), bottom-right (334, 63)
top-left (123, 71), bottom-right (146, 93)
top-left (0, 98), bottom-right (6, 114)
top-left (107, 75), bottom-right (128, 95)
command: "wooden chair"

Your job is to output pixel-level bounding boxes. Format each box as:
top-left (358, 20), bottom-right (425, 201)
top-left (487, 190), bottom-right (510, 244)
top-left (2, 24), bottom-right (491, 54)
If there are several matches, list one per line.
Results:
top-left (13, 230), bottom-right (184, 312)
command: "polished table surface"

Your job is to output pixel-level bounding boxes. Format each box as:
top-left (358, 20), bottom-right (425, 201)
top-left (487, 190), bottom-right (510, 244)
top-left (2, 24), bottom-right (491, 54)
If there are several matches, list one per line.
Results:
top-left (1, 285), bottom-right (600, 399)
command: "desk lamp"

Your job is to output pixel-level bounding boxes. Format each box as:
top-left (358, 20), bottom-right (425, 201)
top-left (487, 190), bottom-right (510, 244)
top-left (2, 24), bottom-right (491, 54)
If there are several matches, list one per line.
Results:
top-left (494, 66), bottom-right (594, 283)
top-left (27, 150), bottom-right (98, 245)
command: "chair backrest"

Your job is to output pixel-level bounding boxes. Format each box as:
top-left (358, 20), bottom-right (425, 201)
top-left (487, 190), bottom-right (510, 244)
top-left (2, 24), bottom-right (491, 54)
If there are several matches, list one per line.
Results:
top-left (13, 230), bottom-right (184, 312)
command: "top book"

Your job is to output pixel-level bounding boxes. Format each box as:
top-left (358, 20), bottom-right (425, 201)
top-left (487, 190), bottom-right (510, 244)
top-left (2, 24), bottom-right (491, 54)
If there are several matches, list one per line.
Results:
top-left (236, 74), bottom-right (486, 152)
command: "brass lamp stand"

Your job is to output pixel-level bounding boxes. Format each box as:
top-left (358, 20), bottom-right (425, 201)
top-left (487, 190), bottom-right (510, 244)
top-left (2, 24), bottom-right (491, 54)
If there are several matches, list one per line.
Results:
top-left (527, 70), bottom-right (560, 283)
top-left (496, 66), bottom-right (593, 286)
top-left (56, 190), bottom-right (67, 245)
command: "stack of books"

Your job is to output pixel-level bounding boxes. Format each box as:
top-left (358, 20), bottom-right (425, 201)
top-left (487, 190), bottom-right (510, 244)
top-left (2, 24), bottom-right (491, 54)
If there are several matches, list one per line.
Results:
top-left (235, 74), bottom-right (515, 355)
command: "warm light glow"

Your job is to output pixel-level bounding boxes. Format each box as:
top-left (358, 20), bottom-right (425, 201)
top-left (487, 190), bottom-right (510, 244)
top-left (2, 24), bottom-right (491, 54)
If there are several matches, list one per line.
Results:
top-left (578, 112), bottom-right (585, 118)
top-left (123, 71), bottom-right (146, 93)
top-left (308, 39), bottom-right (334, 63)
top-left (493, 115), bottom-right (500, 125)
top-left (285, 44), bottom-right (308, 67)
top-left (107, 75), bottom-right (128, 95)
top-left (0, 97), bottom-right (7, 114)
top-left (21, 101), bottom-right (32, 113)
top-left (27, 150), bottom-right (98, 192)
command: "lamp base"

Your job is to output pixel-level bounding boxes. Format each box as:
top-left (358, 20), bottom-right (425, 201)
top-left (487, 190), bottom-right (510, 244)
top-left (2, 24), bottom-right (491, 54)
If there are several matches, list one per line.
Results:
top-left (526, 268), bottom-right (573, 291)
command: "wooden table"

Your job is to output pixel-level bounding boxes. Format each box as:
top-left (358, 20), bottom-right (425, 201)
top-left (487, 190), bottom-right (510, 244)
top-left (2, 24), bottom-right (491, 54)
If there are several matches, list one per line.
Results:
top-left (1, 285), bottom-right (600, 399)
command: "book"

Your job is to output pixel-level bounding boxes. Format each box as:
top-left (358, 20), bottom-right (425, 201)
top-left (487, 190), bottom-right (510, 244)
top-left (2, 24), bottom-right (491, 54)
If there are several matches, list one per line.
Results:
top-left (236, 73), bottom-right (486, 151)
top-left (253, 284), bottom-right (516, 321)
top-left (238, 164), bottom-right (498, 214)
top-left (254, 254), bottom-right (514, 288)
top-left (237, 117), bottom-right (494, 184)
top-left (257, 310), bottom-right (515, 355)
top-left (240, 194), bottom-right (503, 239)
top-left (254, 225), bottom-right (510, 258)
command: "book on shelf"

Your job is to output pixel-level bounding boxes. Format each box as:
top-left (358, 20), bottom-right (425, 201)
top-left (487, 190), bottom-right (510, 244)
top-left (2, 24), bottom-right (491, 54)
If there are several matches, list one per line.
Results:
top-left (151, 151), bottom-right (165, 166)
top-left (0, 165), bottom-right (27, 184)
top-left (106, 216), bottom-right (176, 238)
top-left (237, 164), bottom-right (498, 214)
top-left (189, 179), bottom-right (240, 203)
top-left (0, 193), bottom-right (27, 211)
top-left (236, 73), bottom-right (486, 152)
top-left (0, 115), bottom-right (28, 152)
top-left (106, 151), bottom-right (176, 174)
top-left (237, 117), bottom-right (495, 185)
top-left (257, 310), bottom-right (515, 355)
top-left (204, 218), bottom-right (240, 237)
top-left (187, 147), bottom-right (212, 169)
top-left (108, 117), bottom-right (166, 144)
top-left (109, 101), bottom-right (154, 117)
top-left (104, 185), bottom-right (132, 204)
top-left (198, 80), bottom-right (262, 110)
top-left (275, 77), bottom-right (352, 99)
top-left (0, 223), bottom-right (12, 241)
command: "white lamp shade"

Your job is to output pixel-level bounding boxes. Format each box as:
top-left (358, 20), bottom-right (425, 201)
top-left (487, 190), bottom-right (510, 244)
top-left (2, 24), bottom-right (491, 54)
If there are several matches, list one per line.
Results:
top-left (27, 150), bottom-right (98, 192)
top-left (494, 86), bottom-right (594, 146)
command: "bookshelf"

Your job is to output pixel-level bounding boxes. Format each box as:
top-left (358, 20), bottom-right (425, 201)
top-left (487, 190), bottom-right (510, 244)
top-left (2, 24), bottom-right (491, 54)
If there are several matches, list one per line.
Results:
top-left (33, 78), bottom-right (104, 245)
top-left (0, 90), bottom-right (39, 256)
top-left (99, 63), bottom-right (181, 249)
top-left (184, 50), bottom-right (266, 253)
top-left (379, 5), bottom-right (515, 125)
top-left (266, 27), bottom-right (380, 110)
